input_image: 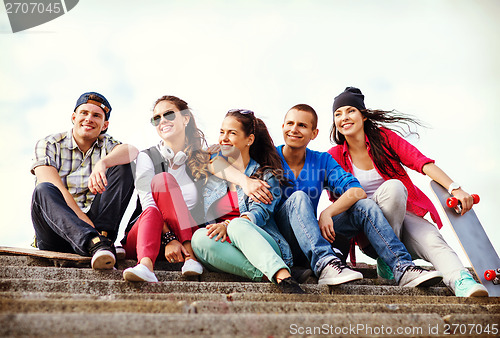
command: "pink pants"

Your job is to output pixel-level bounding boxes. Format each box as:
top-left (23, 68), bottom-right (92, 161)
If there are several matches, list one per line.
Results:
top-left (124, 173), bottom-right (198, 265)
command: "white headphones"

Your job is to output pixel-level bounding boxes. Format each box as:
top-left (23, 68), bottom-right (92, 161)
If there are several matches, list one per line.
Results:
top-left (160, 144), bottom-right (187, 166)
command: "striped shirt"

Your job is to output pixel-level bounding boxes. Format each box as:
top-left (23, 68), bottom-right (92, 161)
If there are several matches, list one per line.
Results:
top-left (30, 129), bottom-right (121, 212)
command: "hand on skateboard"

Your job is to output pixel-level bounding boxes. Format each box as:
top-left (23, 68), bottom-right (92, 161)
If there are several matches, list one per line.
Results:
top-left (446, 194), bottom-right (479, 214)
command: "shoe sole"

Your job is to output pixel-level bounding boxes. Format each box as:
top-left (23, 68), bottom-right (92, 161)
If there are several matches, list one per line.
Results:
top-left (91, 251), bottom-right (115, 270)
top-left (318, 273), bottom-right (363, 285)
top-left (182, 269), bottom-right (203, 276)
top-left (401, 271), bottom-right (443, 287)
top-left (123, 270), bottom-right (157, 283)
top-left (463, 285), bottom-right (489, 297)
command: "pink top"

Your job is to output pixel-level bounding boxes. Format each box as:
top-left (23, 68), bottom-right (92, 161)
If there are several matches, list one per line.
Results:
top-left (211, 190), bottom-right (240, 244)
top-left (328, 127), bottom-right (442, 229)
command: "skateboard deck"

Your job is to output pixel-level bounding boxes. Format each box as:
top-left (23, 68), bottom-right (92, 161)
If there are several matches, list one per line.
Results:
top-left (430, 180), bottom-right (500, 297)
top-left (0, 246), bottom-right (90, 267)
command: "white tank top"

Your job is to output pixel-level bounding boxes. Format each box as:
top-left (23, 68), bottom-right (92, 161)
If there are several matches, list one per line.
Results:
top-left (351, 163), bottom-right (385, 198)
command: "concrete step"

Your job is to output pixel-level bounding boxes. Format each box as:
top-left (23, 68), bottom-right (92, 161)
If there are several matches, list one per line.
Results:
top-left (0, 278), bottom-right (453, 296)
top-left (1, 265), bottom-right (405, 285)
top-left (1, 312), bottom-right (499, 337)
top-left (1, 297), bottom-right (498, 316)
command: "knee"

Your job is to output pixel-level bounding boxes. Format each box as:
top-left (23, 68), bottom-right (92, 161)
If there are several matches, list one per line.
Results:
top-left (33, 182), bottom-right (59, 200)
top-left (191, 228), bottom-right (217, 253)
top-left (226, 218), bottom-right (253, 238)
top-left (108, 163), bottom-right (133, 181)
top-left (287, 190), bottom-right (313, 210)
top-left (382, 179), bottom-right (407, 200)
top-left (151, 172), bottom-right (178, 192)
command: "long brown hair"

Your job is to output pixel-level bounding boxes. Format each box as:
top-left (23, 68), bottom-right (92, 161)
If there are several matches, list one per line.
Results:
top-left (153, 95), bottom-right (209, 181)
top-left (226, 110), bottom-right (287, 184)
top-left (330, 109), bottom-right (426, 178)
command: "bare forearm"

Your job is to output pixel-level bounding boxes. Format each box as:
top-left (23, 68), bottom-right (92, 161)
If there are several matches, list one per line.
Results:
top-left (321, 187), bottom-right (366, 218)
top-left (422, 163), bottom-right (453, 190)
top-left (100, 144), bottom-right (139, 168)
top-left (209, 156), bottom-right (247, 185)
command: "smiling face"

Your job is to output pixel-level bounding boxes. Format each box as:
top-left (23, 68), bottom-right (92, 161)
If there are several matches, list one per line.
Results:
top-left (282, 108), bottom-right (318, 149)
top-left (333, 105), bottom-right (366, 138)
top-left (153, 100), bottom-right (190, 144)
top-left (71, 103), bottom-right (109, 143)
top-left (218, 116), bottom-right (254, 159)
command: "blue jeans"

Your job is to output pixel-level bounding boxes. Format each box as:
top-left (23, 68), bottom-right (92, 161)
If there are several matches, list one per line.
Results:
top-left (31, 164), bottom-right (134, 256)
top-left (276, 191), bottom-right (414, 283)
top-left (332, 198), bottom-right (414, 283)
top-left (275, 191), bottom-right (338, 277)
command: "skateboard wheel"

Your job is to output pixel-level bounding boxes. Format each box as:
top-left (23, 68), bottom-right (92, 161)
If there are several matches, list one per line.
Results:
top-left (484, 269), bottom-right (496, 281)
top-left (471, 194), bottom-right (480, 204)
top-left (446, 197), bottom-right (458, 208)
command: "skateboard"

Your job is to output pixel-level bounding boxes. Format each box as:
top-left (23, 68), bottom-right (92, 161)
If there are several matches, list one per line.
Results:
top-left (430, 180), bottom-right (500, 297)
top-left (0, 246), bottom-right (91, 268)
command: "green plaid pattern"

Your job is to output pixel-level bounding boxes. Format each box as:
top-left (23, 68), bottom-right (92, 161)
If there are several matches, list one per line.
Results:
top-left (31, 129), bottom-right (121, 212)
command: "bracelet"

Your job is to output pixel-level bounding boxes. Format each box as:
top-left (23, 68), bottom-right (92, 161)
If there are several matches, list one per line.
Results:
top-left (161, 231), bottom-right (178, 246)
top-left (222, 220), bottom-right (231, 227)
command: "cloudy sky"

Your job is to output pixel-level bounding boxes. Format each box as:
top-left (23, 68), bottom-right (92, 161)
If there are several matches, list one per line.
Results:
top-left (1, 0), bottom-right (499, 266)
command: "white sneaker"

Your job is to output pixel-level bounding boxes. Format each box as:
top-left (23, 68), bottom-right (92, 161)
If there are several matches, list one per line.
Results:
top-left (398, 266), bottom-right (443, 287)
top-left (123, 264), bottom-right (158, 283)
top-left (181, 259), bottom-right (203, 276)
top-left (318, 259), bottom-right (363, 285)
top-left (91, 249), bottom-right (115, 270)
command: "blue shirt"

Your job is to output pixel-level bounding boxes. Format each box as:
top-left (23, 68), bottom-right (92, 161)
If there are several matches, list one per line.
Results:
top-left (277, 145), bottom-right (362, 215)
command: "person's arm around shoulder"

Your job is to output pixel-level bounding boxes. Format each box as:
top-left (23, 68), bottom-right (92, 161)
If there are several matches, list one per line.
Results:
top-left (243, 173), bottom-right (282, 227)
top-left (208, 152), bottom-right (273, 204)
top-left (34, 165), bottom-right (95, 227)
top-left (89, 144), bottom-right (139, 194)
top-left (422, 163), bottom-right (473, 215)
top-left (318, 187), bottom-right (366, 243)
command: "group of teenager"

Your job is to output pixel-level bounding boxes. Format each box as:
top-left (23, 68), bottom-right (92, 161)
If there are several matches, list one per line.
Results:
top-left (30, 87), bottom-right (489, 297)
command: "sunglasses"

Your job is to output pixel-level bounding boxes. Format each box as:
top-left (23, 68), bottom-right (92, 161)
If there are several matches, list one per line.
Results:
top-left (228, 109), bottom-right (254, 116)
top-left (151, 110), bottom-right (177, 126)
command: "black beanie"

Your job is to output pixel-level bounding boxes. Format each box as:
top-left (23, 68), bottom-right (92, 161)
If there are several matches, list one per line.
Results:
top-left (332, 87), bottom-right (366, 112)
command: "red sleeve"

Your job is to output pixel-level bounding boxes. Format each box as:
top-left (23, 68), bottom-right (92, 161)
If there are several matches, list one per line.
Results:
top-left (381, 128), bottom-right (434, 174)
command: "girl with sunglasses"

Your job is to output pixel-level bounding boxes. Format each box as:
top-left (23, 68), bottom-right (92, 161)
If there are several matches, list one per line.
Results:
top-left (191, 109), bottom-right (305, 294)
top-left (121, 95), bottom-right (209, 282)
top-left (328, 87), bottom-right (488, 297)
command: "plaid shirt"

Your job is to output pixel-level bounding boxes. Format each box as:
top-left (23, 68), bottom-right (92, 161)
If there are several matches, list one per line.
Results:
top-left (31, 129), bottom-right (121, 212)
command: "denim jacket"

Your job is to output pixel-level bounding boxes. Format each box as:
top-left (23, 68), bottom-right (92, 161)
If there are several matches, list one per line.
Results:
top-left (203, 157), bottom-right (281, 227)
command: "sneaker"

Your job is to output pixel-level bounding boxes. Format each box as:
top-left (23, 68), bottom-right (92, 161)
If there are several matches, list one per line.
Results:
top-left (91, 249), bottom-right (116, 270)
top-left (123, 264), bottom-right (158, 283)
top-left (290, 266), bottom-right (314, 284)
top-left (115, 245), bottom-right (126, 260)
top-left (181, 259), bottom-right (203, 276)
top-left (376, 257), bottom-right (394, 280)
top-left (318, 259), bottom-right (363, 285)
top-left (277, 277), bottom-right (306, 294)
top-left (398, 266), bottom-right (443, 287)
top-left (87, 235), bottom-right (115, 270)
top-left (454, 270), bottom-right (488, 297)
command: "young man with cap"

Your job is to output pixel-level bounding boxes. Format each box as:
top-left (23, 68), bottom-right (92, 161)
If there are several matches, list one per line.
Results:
top-left (30, 92), bottom-right (137, 269)
top-left (267, 104), bottom-right (444, 287)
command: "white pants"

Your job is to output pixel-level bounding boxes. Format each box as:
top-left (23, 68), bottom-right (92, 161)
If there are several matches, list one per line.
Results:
top-left (372, 179), bottom-right (465, 290)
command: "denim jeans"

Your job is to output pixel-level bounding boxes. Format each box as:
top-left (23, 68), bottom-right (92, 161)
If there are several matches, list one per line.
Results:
top-left (191, 218), bottom-right (289, 282)
top-left (275, 191), bottom-right (339, 277)
top-left (31, 164), bottom-right (134, 256)
top-left (332, 198), bottom-right (414, 283)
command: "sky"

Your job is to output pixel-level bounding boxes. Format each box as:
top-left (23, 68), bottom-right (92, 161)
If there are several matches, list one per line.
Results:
top-left (1, 0), bottom-right (499, 267)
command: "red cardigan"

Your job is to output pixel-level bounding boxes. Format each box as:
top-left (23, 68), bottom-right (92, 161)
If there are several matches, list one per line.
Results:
top-left (328, 127), bottom-right (442, 229)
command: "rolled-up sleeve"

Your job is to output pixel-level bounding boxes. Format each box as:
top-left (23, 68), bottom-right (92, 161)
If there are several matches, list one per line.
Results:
top-left (30, 138), bottom-right (57, 175)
